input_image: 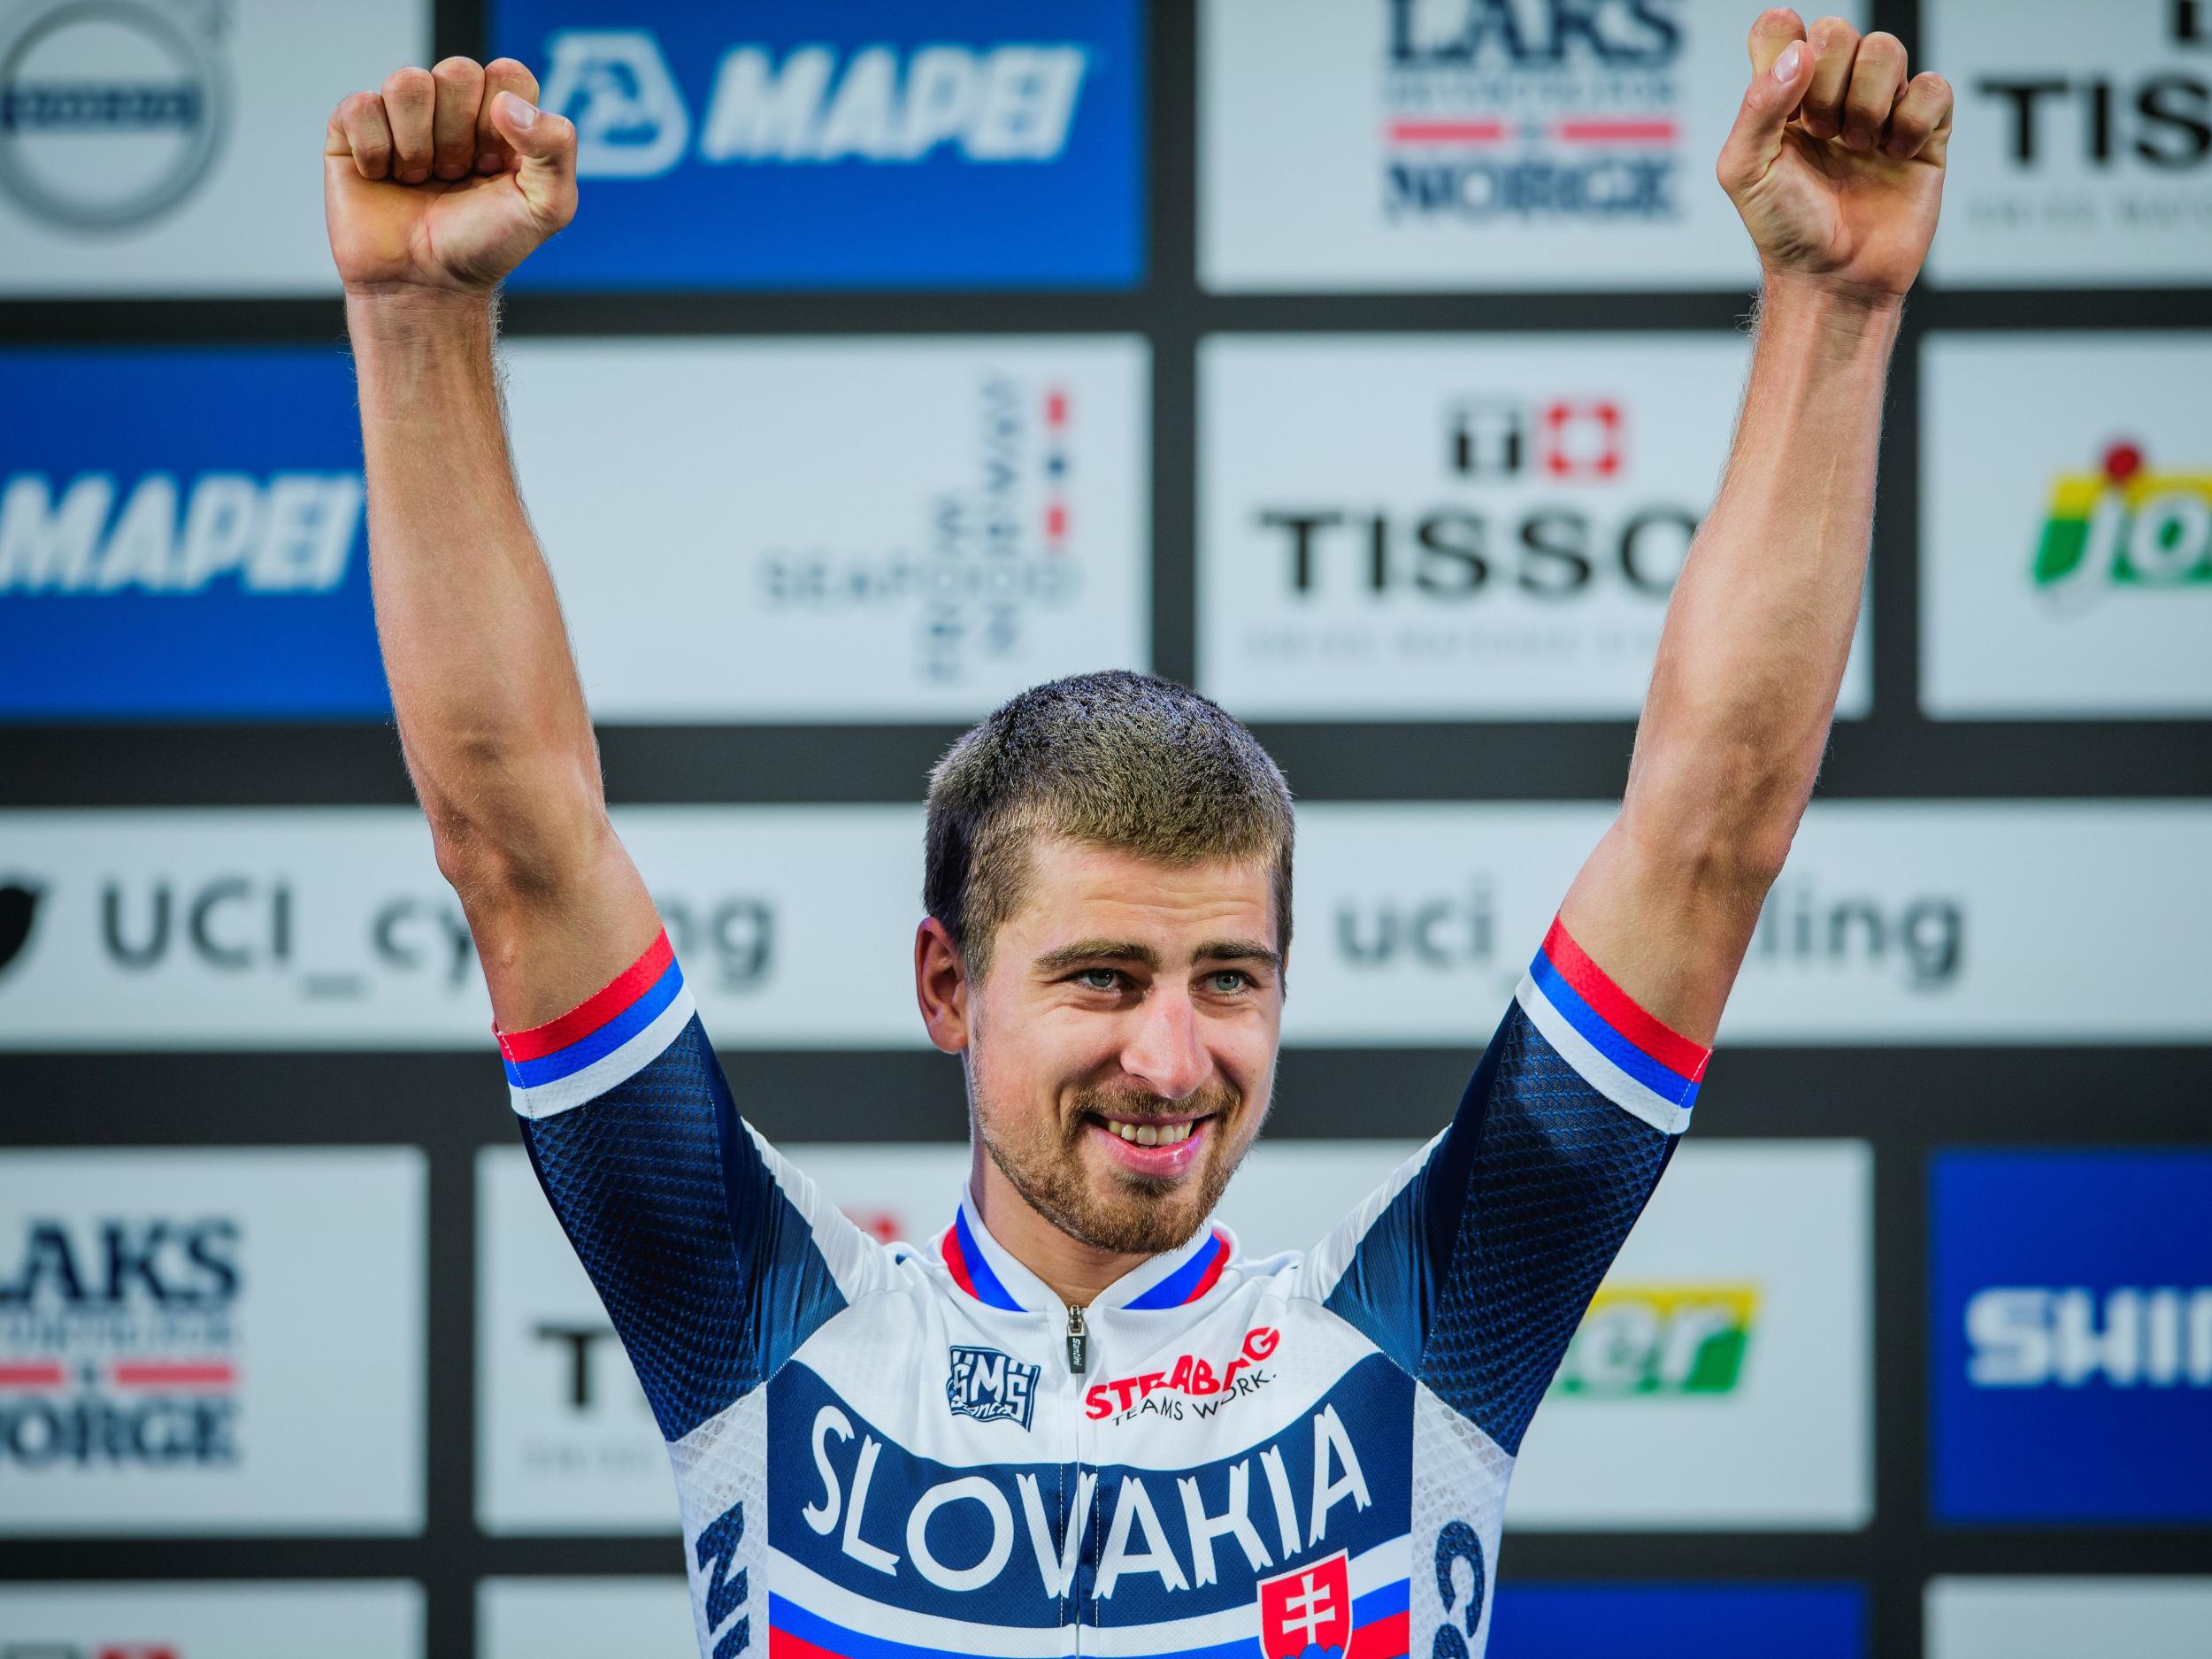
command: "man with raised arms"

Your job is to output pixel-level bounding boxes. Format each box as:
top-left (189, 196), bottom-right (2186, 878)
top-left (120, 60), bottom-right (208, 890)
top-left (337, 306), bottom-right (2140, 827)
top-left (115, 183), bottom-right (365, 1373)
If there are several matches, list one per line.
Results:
top-left (325, 13), bottom-right (1948, 1655)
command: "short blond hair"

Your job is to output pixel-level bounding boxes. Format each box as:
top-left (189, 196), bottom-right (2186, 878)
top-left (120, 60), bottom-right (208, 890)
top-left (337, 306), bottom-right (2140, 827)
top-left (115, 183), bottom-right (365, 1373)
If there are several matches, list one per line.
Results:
top-left (925, 671), bottom-right (1295, 980)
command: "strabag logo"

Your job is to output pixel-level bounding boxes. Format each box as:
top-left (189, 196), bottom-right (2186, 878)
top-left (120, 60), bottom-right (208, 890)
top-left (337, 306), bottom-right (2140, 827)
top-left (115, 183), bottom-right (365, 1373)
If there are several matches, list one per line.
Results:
top-left (541, 31), bottom-right (1088, 179)
top-left (757, 377), bottom-right (1079, 687)
top-left (1381, 0), bottom-right (1687, 223)
top-left (1085, 1325), bottom-right (1280, 1424)
top-left (0, 472), bottom-right (363, 595)
top-left (1551, 1285), bottom-right (1758, 1396)
top-left (945, 1345), bottom-right (1038, 1430)
top-left (0, 1214), bottom-right (241, 1471)
top-left (0, 0), bottom-right (228, 230)
top-left (2032, 441), bottom-right (2212, 611)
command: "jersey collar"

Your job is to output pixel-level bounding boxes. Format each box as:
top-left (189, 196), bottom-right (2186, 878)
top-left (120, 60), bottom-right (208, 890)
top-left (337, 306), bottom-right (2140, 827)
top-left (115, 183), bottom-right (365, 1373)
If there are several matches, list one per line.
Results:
top-left (942, 1188), bottom-right (1238, 1315)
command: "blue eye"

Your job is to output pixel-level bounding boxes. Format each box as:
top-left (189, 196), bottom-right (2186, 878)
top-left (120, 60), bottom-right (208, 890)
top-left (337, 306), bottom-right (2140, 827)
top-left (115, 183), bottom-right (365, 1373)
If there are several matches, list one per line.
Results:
top-left (1209, 971), bottom-right (1251, 994)
top-left (1076, 968), bottom-right (1123, 991)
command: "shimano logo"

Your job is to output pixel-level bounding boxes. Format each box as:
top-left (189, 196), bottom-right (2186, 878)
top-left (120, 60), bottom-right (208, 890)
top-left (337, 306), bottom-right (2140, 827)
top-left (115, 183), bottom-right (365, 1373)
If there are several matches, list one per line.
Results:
top-left (946, 1344), bottom-right (1037, 1430)
top-left (1967, 1286), bottom-right (2212, 1388)
top-left (541, 31), bottom-right (1090, 178)
top-left (0, 472), bottom-right (362, 595)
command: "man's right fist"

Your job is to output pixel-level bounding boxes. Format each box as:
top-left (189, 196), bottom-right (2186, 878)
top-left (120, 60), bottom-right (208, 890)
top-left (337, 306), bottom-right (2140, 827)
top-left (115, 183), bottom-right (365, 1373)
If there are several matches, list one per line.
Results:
top-left (324, 58), bottom-right (576, 296)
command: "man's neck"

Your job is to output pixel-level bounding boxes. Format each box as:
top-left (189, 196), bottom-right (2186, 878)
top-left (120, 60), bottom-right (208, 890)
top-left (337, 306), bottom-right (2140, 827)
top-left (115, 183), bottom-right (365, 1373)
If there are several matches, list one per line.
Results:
top-left (969, 1148), bottom-right (1152, 1309)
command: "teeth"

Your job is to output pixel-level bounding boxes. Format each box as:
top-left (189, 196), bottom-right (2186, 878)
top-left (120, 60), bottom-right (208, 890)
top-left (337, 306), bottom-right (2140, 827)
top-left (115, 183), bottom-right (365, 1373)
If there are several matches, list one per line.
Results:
top-left (1109, 1120), bottom-right (1194, 1147)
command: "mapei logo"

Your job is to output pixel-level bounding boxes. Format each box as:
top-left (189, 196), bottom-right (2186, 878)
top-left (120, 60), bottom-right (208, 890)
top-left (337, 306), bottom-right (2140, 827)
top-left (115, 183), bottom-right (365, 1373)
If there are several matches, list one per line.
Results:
top-left (540, 30), bottom-right (1090, 179)
top-left (0, 0), bottom-right (227, 230)
top-left (1966, 1286), bottom-right (2212, 1389)
top-left (1552, 1285), bottom-right (1758, 1397)
top-left (946, 1344), bottom-right (1038, 1430)
top-left (2032, 441), bottom-right (2212, 609)
top-left (0, 472), bottom-right (363, 595)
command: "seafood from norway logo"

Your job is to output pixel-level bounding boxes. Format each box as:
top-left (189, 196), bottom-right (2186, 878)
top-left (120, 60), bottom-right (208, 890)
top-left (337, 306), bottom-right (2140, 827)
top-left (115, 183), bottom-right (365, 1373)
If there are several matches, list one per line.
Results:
top-left (2032, 440), bottom-right (2212, 611)
top-left (755, 375), bottom-right (1080, 687)
top-left (1380, 0), bottom-right (1689, 223)
top-left (945, 1344), bottom-right (1038, 1430)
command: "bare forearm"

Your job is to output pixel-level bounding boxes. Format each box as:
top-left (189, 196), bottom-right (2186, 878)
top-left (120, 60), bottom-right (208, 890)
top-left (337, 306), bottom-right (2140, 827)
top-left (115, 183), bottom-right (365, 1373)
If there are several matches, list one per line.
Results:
top-left (350, 289), bottom-right (604, 880)
top-left (1627, 276), bottom-right (1901, 876)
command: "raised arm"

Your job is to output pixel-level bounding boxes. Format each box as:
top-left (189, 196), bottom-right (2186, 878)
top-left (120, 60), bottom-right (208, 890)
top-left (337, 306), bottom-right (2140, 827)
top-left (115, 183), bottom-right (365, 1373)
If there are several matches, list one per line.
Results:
top-left (326, 58), bottom-right (656, 1028)
top-left (1561, 10), bottom-right (1954, 1042)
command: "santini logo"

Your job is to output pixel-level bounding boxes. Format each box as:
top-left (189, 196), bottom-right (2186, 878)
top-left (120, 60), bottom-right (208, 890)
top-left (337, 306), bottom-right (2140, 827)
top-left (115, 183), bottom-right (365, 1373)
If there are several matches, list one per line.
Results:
top-left (946, 1344), bottom-right (1038, 1430)
top-left (1967, 1286), bottom-right (2212, 1388)
top-left (540, 31), bottom-right (1089, 179)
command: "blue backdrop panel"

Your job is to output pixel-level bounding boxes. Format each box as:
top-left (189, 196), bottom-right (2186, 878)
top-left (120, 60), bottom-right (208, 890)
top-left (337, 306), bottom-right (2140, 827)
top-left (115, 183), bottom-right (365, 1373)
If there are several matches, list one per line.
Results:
top-left (0, 347), bottom-right (386, 721)
top-left (1932, 1148), bottom-right (2212, 1523)
top-left (490, 0), bottom-right (1145, 290)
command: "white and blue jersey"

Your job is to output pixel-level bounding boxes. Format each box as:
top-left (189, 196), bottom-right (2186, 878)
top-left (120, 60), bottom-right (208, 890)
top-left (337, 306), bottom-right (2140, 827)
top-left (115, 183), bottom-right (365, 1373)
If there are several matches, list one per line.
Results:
top-left (498, 918), bottom-right (1707, 1659)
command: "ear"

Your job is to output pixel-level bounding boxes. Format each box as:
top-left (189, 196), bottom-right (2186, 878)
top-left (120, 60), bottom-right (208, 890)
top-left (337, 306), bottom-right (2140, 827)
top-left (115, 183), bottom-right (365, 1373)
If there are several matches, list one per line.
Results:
top-left (914, 917), bottom-right (972, 1054)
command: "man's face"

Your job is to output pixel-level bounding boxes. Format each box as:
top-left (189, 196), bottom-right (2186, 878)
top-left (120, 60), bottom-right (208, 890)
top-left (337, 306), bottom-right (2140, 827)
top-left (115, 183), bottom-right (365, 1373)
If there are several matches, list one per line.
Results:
top-left (964, 837), bottom-right (1283, 1257)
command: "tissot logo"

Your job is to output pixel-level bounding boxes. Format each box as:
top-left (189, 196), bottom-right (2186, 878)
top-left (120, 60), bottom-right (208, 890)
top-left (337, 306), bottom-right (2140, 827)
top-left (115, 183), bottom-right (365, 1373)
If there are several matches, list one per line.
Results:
top-left (1977, 0), bottom-right (2211, 173)
top-left (945, 1345), bottom-right (1038, 1430)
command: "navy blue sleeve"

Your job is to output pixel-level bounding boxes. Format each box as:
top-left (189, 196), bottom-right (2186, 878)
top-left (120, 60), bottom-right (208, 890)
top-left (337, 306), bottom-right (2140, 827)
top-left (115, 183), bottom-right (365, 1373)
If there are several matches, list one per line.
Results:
top-left (1313, 918), bottom-right (1707, 1455)
top-left (502, 933), bottom-right (856, 1442)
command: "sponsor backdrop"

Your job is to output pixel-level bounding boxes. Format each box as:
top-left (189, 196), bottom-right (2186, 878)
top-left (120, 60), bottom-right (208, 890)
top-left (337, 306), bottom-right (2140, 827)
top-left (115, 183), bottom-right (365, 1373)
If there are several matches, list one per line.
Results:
top-left (2, 3), bottom-right (2207, 1658)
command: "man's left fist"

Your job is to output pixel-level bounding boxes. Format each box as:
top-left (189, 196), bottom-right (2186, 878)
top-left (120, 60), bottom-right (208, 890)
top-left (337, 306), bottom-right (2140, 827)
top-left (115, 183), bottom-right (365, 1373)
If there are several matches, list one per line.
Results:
top-left (1718, 9), bottom-right (1955, 303)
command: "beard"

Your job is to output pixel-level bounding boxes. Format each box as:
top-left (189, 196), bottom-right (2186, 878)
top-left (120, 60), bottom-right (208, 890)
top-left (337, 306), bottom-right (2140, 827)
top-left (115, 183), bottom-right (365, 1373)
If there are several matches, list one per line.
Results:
top-left (975, 1076), bottom-right (1252, 1257)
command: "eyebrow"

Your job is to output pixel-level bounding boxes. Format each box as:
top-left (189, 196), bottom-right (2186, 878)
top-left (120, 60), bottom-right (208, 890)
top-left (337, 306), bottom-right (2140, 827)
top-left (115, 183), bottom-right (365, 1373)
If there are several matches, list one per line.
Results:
top-left (1033, 938), bottom-right (1282, 974)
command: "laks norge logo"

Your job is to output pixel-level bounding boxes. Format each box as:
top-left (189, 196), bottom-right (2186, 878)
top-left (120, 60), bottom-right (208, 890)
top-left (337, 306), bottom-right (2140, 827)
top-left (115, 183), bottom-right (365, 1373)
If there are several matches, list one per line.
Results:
top-left (1381, 0), bottom-right (1687, 224)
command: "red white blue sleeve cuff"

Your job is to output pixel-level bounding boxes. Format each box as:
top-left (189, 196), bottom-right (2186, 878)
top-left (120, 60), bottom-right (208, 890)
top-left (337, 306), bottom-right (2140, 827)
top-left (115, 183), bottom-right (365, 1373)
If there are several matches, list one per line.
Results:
top-left (1514, 917), bottom-right (1710, 1136)
top-left (495, 930), bottom-right (695, 1120)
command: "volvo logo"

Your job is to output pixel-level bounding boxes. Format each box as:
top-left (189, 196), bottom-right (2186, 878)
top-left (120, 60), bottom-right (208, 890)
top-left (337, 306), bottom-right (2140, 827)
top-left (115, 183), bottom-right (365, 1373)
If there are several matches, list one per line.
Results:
top-left (0, 0), bottom-right (228, 230)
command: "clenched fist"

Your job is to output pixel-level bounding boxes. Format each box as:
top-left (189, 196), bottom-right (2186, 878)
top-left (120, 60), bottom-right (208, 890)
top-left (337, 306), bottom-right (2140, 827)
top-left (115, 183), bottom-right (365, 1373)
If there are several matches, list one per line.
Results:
top-left (324, 58), bottom-right (575, 296)
top-left (1719, 9), bottom-right (1954, 302)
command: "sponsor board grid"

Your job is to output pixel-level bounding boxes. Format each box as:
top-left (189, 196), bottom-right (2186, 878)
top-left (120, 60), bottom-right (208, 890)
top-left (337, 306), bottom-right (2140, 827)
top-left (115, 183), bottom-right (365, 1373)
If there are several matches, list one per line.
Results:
top-left (4, 0), bottom-right (2210, 1651)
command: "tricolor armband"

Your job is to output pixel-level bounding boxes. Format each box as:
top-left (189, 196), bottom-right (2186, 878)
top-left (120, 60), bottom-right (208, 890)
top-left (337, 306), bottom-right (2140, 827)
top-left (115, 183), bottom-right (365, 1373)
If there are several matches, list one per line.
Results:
top-left (1514, 917), bottom-right (1710, 1135)
top-left (495, 930), bottom-right (695, 1120)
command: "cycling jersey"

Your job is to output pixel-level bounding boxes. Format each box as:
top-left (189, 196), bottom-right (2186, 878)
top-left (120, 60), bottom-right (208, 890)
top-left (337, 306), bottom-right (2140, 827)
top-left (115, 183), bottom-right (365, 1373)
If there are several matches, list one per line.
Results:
top-left (499, 918), bottom-right (1707, 1659)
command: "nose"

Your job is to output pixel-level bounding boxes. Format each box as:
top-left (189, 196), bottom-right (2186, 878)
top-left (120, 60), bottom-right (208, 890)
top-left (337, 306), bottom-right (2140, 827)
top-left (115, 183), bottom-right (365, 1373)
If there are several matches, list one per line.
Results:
top-left (1118, 983), bottom-right (1212, 1103)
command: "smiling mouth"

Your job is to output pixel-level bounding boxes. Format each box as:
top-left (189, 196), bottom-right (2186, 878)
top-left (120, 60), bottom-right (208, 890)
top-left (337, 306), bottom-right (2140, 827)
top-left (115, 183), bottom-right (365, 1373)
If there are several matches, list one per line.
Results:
top-left (1094, 1116), bottom-right (1199, 1147)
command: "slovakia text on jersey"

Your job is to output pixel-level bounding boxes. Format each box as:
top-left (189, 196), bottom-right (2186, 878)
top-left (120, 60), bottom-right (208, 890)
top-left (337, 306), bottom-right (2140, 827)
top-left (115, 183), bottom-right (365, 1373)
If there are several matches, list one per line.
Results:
top-left (496, 918), bottom-right (1707, 1659)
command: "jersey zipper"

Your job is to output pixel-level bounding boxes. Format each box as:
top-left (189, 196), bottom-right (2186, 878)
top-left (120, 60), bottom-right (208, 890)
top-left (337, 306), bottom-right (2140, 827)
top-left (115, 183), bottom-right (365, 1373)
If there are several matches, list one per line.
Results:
top-left (1065, 1301), bottom-right (1088, 1373)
